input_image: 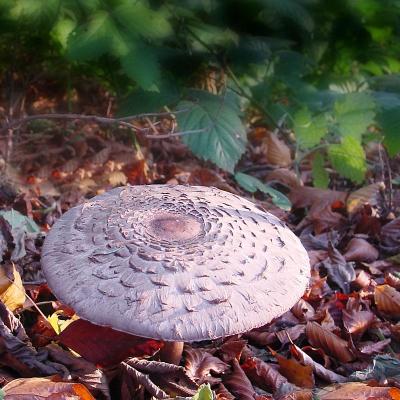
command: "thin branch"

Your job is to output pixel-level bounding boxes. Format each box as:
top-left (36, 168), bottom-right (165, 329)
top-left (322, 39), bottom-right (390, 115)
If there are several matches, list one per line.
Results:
top-left (0, 112), bottom-right (209, 140)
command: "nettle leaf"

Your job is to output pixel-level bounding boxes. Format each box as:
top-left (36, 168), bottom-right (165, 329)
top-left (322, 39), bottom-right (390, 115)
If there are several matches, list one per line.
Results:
top-left (113, 1), bottom-right (172, 40)
top-left (334, 92), bottom-right (376, 140)
top-left (293, 108), bottom-right (328, 149)
top-left (235, 172), bottom-right (291, 210)
top-left (67, 11), bottom-right (116, 60)
top-left (328, 136), bottom-right (367, 183)
top-left (177, 90), bottom-right (246, 173)
top-left (312, 152), bottom-right (329, 189)
top-left (121, 45), bottom-right (160, 91)
top-left (377, 107), bottom-right (400, 157)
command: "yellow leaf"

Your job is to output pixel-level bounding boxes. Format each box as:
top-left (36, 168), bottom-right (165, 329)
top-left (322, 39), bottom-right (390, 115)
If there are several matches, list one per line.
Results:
top-left (47, 311), bottom-right (77, 335)
top-left (0, 264), bottom-right (26, 311)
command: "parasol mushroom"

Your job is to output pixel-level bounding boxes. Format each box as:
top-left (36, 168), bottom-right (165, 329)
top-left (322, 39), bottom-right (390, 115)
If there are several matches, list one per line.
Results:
top-left (41, 185), bottom-right (310, 364)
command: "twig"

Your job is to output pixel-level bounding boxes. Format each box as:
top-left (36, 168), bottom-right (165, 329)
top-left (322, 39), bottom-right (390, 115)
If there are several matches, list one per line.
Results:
top-left (0, 112), bottom-right (210, 140)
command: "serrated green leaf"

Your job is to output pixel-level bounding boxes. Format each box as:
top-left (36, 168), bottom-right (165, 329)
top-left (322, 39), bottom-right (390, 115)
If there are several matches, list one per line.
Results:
top-left (10, 0), bottom-right (60, 26)
top-left (312, 152), bottom-right (329, 188)
top-left (334, 92), bottom-right (376, 140)
top-left (293, 108), bottom-right (328, 149)
top-left (234, 172), bottom-right (291, 210)
top-left (177, 90), bottom-right (246, 173)
top-left (67, 11), bottom-right (116, 60)
top-left (377, 107), bottom-right (400, 156)
top-left (121, 45), bottom-right (160, 91)
top-left (328, 136), bottom-right (367, 183)
top-left (113, 1), bottom-right (172, 40)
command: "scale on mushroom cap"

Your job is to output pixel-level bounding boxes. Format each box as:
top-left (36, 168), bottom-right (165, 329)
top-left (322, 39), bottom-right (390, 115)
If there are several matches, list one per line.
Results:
top-left (41, 185), bottom-right (310, 363)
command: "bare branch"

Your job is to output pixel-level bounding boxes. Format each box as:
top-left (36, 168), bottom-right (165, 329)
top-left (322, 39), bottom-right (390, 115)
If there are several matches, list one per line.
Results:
top-left (0, 111), bottom-right (209, 140)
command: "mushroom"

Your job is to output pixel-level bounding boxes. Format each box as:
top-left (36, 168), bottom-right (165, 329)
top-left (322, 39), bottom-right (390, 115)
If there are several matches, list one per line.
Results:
top-left (41, 185), bottom-right (310, 364)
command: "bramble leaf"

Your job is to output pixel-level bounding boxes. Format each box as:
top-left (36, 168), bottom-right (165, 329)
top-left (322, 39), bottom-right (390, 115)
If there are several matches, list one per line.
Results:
top-left (328, 136), bottom-right (367, 183)
top-left (377, 107), bottom-right (400, 156)
top-left (177, 90), bottom-right (246, 173)
top-left (293, 108), bottom-right (328, 149)
top-left (334, 92), bottom-right (375, 140)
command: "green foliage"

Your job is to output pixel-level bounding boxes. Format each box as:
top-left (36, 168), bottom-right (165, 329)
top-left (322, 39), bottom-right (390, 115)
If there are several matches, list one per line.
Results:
top-left (191, 384), bottom-right (213, 400)
top-left (328, 137), bottom-right (367, 184)
top-left (2, 0), bottom-right (400, 183)
top-left (177, 91), bottom-right (247, 173)
top-left (312, 152), bottom-right (329, 189)
top-left (235, 172), bottom-right (291, 210)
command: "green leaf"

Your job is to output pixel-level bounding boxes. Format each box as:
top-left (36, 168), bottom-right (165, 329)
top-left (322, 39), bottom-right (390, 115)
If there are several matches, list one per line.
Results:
top-left (328, 136), bottom-right (367, 183)
top-left (334, 92), bottom-right (376, 140)
top-left (312, 152), bottom-right (329, 188)
top-left (121, 45), bottom-right (160, 91)
top-left (0, 210), bottom-right (40, 234)
top-left (67, 11), bottom-right (116, 60)
top-left (293, 108), bottom-right (328, 149)
top-left (113, 1), bottom-right (172, 40)
top-left (10, 0), bottom-right (60, 26)
top-left (377, 108), bottom-right (400, 156)
top-left (51, 18), bottom-right (76, 49)
top-left (234, 172), bottom-right (291, 210)
top-left (177, 90), bottom-right (247, 173)
top-left (350, 355), bottom-right (400, 382)
top-left (192, 384), bottom-right (213, 400)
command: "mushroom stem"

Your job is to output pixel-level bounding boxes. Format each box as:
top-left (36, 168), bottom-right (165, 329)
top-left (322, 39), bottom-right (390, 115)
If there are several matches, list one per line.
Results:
top-left (158, 341), bottom-right (184, 365)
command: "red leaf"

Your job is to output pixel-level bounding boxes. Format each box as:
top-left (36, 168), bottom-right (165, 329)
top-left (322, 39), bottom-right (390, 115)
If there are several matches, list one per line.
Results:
top-left (59, 319), bottom-right (162, 367)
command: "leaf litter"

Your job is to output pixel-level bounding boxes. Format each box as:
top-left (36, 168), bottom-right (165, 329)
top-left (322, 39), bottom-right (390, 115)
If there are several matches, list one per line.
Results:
top-left (1, 103), bottom-right (400, 399)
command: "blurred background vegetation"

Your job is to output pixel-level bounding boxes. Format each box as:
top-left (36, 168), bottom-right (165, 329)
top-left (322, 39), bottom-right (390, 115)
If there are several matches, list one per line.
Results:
top-left (1, 0), bottom-right (400, 187)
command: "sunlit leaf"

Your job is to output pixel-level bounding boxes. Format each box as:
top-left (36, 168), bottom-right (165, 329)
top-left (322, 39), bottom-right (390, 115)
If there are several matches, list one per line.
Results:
top-left (328, 136), bottom-right (367, 183)
top-left (334, 92), bottom-right (375, 140)
top-left (0, 264), bottom-right (25, 311)
top-left (312, 152), bottom-right (329, 188)
top-left (177, 90), bottom-right (247, 173)
top-left (293, 108), bottom-right (327, 149)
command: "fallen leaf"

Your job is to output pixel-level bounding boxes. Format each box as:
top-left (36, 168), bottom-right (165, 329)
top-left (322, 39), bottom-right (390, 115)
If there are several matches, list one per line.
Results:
top-left (385, 272), bottom-right (400, 289)
top-left (323, 244), bottom-right (356, 294)
top-left (240, 356), bottom-right (292, 394)
top-left (290, 344), bottom-right (347, 383)
top-left (59, 319), bottom-right (163, 367)
top-left (346, 182), bottom-right (384, 214)
top-left (350, 354), bottom-right (400, 382)
top-left (107, 171), bottom-right (127, 186)
top-left (291, 299), bottom-right (315, 322)
top-left (342, 308), bottom-right (375, 340)
top-left (343, 237), bottom-right (379, 263)
top-left (305, 322), bottom-right (355, 363)
top-left (224, 359), bottom-right (258, 400)
top-left (358, 338), bottom-right (391, 355)
top-left (184, 347), bottom-right (229, 383)
top-left (218, 338), bottom-right (247, 362)
top-left (3, 377), bottom-right (95, 399)
top-left (262, 132), bottom-right (292, 166)
top-left (269, 348), bottom-right (314, 389)
top-left (266, 168), bottom-right (302, 188)
top-left (381, 218), bottom-right (400, 255)
top-left (318, 382), bottom-right (400, 400)
top-left (0, 264), bottom-right (26, 311)
top-left (374, 285), bottom-right (400, 318)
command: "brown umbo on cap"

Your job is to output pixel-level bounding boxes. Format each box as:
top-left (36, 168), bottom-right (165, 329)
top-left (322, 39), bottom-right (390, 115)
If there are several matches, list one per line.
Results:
top-left (41, 185), bottom-right (310, 342)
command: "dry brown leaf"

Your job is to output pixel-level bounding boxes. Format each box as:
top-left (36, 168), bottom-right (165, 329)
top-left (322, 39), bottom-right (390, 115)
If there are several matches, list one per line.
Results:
top-left (292, 299), bottom-right (315, 322)
top-left (188, 168), bottom-right (237, 194)
top-left (305, 322), bottom-right (355, 363)
top-left (216, 383), bottom-right (235, 400)
top-left (375, 284), bottom-right (400, 317)
top-left (218, 338), bottom-right (247, 362)
top-left (276, 325), bottom-right (305, 345)
top-left (241, 356), bottom-right (291, 394)
top-left (358, 338), bottom-right (391, 355)
top-left (269, 348), bottom-right (314, 389)
top-left (385, 272), bottom-right (400, 289)
top-left (3, 377), bottom-right (95, 399)
top-left (223, 358), bottom-right (259, 400)
top-left (92, 148), bottom-right (111, 165)
top-left (60, 158), bottom-right (80, 174)
top-left (346, 182), bottom-right (385, 214)
top-left (290, 344), bottom-right (347, 384)
top-left (184, 347), bottom-right (229, 383)
top-left (263, 132), bottom-right (292, 166)
top-left (318, 382), bottom-right (400, 400)
top-left (381, 218), bottom-right (400, 254)
top-left (354, 270), bottom-right (371, 289)
top-left (342, 308), bottom-right (375, 339)
top-left (0, 264), bottom-right (26, 311)
top-left (107, 171), bottom-right (128, 186)
top-left (343, 237), bottom-right (379, 263)
top-left (266, 168), bottom-right (302, 188)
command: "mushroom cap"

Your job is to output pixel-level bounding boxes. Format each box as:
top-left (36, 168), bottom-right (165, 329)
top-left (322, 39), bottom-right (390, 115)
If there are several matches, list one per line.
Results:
top-left (41, 185), bottom-right (310, 342)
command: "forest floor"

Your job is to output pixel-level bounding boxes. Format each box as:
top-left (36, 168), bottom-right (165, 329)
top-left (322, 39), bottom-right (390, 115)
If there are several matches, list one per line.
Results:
top-left (0, 82), bottom-right (400, 399)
